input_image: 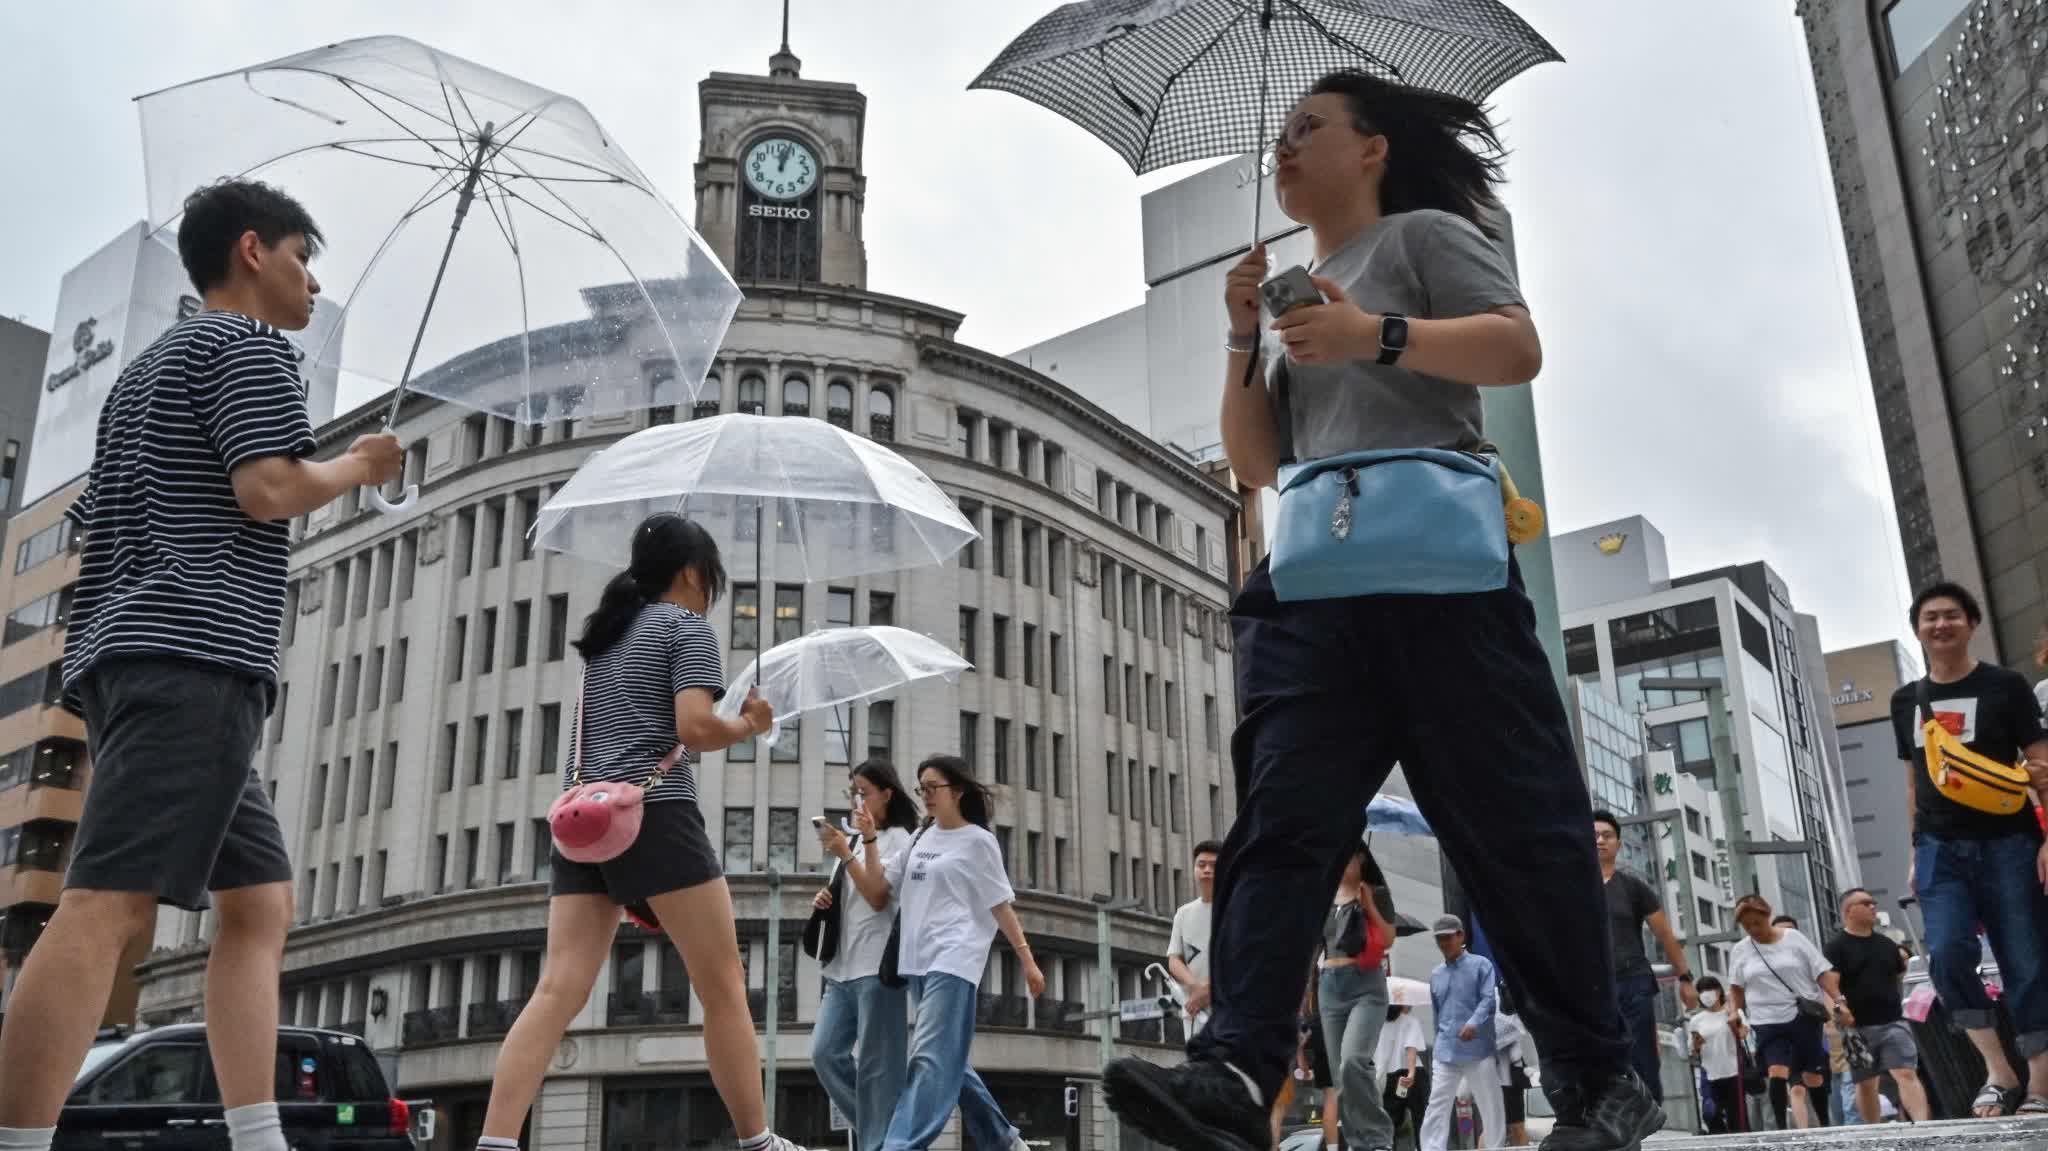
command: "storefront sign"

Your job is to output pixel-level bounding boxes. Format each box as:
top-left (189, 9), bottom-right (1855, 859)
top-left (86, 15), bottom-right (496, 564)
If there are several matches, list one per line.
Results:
top-left (748, 203), bottom-right (812, 220)
top-left (1831, 680), bottom-right (1874, 706)
top-left (44, 319), bottom-right (114, 392)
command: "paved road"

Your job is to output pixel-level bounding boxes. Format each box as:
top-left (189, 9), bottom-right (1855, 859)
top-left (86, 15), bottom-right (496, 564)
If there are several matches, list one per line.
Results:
top-left (1642, 1114), bottom-right (2048, 1148)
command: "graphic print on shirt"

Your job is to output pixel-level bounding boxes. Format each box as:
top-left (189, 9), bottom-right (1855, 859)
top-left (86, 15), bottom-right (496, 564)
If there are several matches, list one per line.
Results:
top-left (1911, 697), bottom-right (1978, 747)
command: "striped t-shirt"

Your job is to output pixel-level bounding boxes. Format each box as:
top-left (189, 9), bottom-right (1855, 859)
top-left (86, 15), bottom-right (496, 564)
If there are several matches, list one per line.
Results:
top-left (61, 312), bottom-right (318, 713)
top-left (566, 602), bottom-right (726, 804)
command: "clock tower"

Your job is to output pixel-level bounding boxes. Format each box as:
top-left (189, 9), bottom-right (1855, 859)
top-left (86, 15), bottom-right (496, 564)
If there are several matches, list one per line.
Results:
top-left (694, 18), bottom-right (867, 288)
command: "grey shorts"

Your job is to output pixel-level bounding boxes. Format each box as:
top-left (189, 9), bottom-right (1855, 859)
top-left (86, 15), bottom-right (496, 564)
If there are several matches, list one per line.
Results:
top-left (1851, 1020), bottom-right (1920, 1081)
top-left (550, 799), bottom-right (723, 928)
top-left (68, 657), bottom-right (291, 911)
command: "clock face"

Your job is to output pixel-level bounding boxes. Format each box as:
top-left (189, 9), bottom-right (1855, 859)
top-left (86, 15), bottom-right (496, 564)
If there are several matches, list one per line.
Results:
top-left (745, 137), bottom-right (819, 201)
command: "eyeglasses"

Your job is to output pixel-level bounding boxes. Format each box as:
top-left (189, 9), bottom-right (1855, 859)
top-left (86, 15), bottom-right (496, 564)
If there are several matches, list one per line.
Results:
top-left (916, 783), bottom-right (956, 797)
top-left (1275, 110), bottom-right (1328, 155)
top-left (1847, 898), bottom-right (1878, 908)
top-left (1593, 830), bottom-right (1620, 842)
top-left (845, 786), bottom-right (875, 801)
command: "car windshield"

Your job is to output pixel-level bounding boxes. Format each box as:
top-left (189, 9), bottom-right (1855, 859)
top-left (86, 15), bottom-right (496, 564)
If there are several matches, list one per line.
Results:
top-left (74, 1042), bottom-right (123, 1083)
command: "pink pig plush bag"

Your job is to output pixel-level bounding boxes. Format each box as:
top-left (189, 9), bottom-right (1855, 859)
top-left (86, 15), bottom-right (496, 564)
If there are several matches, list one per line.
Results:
top-left (548, 673), bottom-right (685, 864)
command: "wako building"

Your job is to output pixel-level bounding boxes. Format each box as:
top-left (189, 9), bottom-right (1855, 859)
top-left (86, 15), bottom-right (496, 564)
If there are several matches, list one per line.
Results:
top-left (130, 42), bottom-right (1241, 1151)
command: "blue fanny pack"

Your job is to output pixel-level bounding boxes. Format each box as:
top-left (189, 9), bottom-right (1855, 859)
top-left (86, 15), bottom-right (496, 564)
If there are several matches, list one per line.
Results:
top-left (1268, 448), bottom-right (1510, 601)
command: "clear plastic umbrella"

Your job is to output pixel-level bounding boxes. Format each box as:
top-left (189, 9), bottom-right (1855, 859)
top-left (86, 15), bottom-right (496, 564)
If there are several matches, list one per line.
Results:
top-left (135, 35), bottom-right (741, 512)
top-left (716, 626), bottom-right (971, 750)
top-left (532, 413), bottom-right (979, 582)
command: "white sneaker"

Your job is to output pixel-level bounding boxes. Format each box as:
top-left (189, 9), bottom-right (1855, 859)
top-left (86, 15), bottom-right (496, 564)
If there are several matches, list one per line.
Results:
top-left (749, 1136), bottom-right (817, 1151)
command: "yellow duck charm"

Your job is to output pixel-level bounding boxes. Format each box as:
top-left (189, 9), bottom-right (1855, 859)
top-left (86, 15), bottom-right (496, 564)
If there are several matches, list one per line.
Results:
top-left (1499, 460), bottom-right (1545, 545)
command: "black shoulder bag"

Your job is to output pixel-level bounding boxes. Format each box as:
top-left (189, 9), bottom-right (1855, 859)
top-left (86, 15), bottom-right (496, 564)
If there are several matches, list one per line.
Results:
top-left (801, 858), bottom-right (846, 965)
top-left (878, 823), bottom-right (931, 989)
top-left (1750, 935), bottom-right (1830, 1023)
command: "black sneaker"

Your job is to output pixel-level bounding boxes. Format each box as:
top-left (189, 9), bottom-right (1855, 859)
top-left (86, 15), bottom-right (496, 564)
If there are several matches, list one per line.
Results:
top-left (1102, 1057), bottom-right (1268, 1151)
top-left (1538, 1070), bottom-right (1664, 1151)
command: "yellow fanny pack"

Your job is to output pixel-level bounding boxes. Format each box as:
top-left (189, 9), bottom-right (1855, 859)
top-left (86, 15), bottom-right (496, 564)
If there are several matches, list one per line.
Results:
top-left (1918, 678), bottom-right (2032, 816)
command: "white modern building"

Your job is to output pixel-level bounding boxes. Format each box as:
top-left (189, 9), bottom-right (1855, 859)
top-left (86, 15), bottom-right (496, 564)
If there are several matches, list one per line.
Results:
top-left (115, 42), bottom-right (1241, 1151)
top-left (1555, 515), bottom-right (1861, 966)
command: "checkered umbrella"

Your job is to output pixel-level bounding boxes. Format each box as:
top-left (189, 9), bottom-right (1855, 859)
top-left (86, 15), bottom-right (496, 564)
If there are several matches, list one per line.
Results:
top-left (971, 0), bottom-right (1559, 235)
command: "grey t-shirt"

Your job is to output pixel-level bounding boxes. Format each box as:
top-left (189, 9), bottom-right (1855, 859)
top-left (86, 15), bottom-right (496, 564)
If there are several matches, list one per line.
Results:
top-left (1266, 209), bottom-right (1526, 461)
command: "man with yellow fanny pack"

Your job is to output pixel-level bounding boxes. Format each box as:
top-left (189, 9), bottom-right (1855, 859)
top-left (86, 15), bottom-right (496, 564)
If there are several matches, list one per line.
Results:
top-left (1890, 582), bottom-right (2048, 1119)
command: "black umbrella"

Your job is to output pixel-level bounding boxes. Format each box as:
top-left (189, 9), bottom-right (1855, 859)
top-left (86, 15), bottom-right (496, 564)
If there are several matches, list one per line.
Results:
top-left (971, 0), bottom-right (1560, 239)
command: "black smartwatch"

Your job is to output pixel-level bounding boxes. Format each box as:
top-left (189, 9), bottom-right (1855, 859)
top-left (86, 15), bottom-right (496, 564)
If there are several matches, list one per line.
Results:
top-left (1376, 313), bottom-right (1410, 365)
top-left (1678, 972), bottom-right (1695, 984)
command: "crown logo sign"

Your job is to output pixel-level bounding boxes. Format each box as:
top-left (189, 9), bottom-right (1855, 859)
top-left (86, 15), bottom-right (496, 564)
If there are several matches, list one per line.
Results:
top-left (1595, 532), bottom-right (1628, 555)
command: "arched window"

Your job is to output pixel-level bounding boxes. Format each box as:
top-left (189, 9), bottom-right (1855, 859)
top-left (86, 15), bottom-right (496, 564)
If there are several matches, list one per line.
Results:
top-left (782, 374), bottom-right (811, 418)
top-left (739, 373), bottom-right (766, 415)
top-left (693, 374), bottom-right (722, 420)
top-left (827, 379), bottom-right (854, 429)
top-left (868, 384), bottom-right (896, 440)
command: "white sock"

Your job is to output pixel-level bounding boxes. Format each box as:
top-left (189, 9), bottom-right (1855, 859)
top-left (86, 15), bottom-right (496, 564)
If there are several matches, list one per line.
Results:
top-left (478, 1139), bottom-right (521, 1151)
top-left (0, 1128), bottom-right (55, 1151)
top-left (1224, 1062), bottom-right (1264, 1107)
top-left (738, 1132), bottom-right (774, 1151)
top-left (225, 1104), bottom-right (287, 1151)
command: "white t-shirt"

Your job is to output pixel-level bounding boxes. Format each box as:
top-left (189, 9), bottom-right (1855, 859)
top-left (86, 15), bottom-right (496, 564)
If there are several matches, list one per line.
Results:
top-left (1376, 1011), bottom-right (1427, 1077)
top-left (1168, 899), bottom-right (1213, 983)
top-left (1686, 1009), bottom-right (1744, 1081)
top-left (884, 823), bottom-right (1015, 986)
top-left (1729, 929), bottom-right (1833, 1026)
top-left (822, 825), bottom-right (913, 983)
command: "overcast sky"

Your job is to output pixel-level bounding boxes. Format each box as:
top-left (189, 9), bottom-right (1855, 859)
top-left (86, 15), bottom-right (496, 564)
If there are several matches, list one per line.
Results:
top-left (0, 0), bottom-right (1914, 655)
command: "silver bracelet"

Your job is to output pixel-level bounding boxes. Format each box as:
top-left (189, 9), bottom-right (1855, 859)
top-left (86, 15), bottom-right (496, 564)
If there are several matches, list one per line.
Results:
top-left (1225, 333), bottom-right (1257, 354)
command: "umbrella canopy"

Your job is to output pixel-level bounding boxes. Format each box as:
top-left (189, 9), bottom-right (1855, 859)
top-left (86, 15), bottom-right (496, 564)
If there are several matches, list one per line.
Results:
top-left (1366, 793), bottom-right (1434, 838)
top-left (716, 625), bottom-right (971, 749)
top-left (136, 35), bottom-right (739, 430)
top-left (971, 0), bottom-right (1560, 176)
top-left (533, 414), bottom-right (979, 582)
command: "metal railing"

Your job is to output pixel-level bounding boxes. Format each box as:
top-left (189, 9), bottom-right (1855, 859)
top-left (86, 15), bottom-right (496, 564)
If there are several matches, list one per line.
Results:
top-left (400, 1005), bottom-right (459, 1045)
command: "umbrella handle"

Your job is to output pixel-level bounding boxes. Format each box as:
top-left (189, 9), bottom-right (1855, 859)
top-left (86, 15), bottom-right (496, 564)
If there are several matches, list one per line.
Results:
top-left (760, 718), bottom-right (782, 750)
top-left (366, 425), bottom-right (419, 515)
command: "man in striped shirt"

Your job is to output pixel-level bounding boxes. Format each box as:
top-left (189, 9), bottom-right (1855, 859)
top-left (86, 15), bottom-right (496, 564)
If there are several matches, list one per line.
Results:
top-left (0, 180), bottom-right (401, 1151)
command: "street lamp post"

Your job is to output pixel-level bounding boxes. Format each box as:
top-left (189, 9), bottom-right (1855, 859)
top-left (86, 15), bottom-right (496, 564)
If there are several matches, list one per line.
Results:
top-left (1093, 893), bottom-right (1143, 1151)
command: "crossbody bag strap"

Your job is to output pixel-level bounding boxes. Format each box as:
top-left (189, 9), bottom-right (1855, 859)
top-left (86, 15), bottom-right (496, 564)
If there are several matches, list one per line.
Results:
top-left (570, 670), bottom-right (585, 786)
top-left (1916, 676), bottom-right (1936, 729)
top-left (1750, 937), bottom-right (1808, 1002)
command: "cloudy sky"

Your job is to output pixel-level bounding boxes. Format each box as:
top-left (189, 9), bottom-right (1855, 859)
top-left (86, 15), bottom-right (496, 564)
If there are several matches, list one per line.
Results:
top-left (0, 0), bottom-right (1913, 653)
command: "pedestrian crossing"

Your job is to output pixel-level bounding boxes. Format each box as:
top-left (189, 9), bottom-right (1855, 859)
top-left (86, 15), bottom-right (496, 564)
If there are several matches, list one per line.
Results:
top-left (1645, 1114), bottom-right (2048, 1149)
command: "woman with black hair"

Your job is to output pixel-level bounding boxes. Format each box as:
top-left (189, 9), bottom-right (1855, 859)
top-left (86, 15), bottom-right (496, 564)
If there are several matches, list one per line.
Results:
top-left (475, 514), bottom-right (807, 1151)
top-left (1104, 71), bottom-right (1655, 1151)
top-left (876, 755), bottom-right (1044, 1151)
top-left (808, 758), bottom-right (921, 1151)
top-left (1316, 844), bottom-right (1396, 1151)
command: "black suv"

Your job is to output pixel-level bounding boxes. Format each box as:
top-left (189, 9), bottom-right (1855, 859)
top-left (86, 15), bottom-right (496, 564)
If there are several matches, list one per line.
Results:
top-left (60, 1025), bottom-right (433, 1151)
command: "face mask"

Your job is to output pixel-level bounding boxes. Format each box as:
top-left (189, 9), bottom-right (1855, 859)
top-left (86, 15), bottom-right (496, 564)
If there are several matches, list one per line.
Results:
top-left (1700, 991), bottom-right (1721, 1009)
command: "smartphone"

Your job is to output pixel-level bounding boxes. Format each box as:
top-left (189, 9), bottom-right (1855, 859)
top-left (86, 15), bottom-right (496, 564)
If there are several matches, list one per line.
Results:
top-left (810, 815), bottom-right (827, 827)
top-left (1260, 265), bottom-right (1324, 318)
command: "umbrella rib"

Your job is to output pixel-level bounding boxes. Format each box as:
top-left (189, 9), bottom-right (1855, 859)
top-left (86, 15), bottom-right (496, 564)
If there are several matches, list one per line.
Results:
top-left (330, 76), bottom-right (469, 170)
top-left (488, 141), bottom-right (638, 184)
top-left (1287, 1), bottom-right (1403, 80)
top-left (481, 155), bottom-right (538, 421)
top-left (471, 167), bottom-right (605, 241)
top-left (303, 170), bottom-right (466, 369)
top-left (324, 143), bottom-right (471, 174)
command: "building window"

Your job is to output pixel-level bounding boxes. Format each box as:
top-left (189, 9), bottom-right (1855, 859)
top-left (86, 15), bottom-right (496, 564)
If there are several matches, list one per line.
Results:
top-left (377, 743), bottom-right (397, 810)
top-left (470, 716), bottom-right (490, 785)
top-left (826, 379), bottom-right (854, 429)
top-left (991, 512), bottom-right (1012, 577)
top-left (959, 711), bottom-right (981, 769)
top-left (448, 616), bottom-right (468, 681)
top-left (1103, 656), bottom-right (1117, 716)
top-left (539, 704), bottom-right (561, 775)
top-left (482, 500), bottom-right (505, 570)
top-left (960, 608), bottom-right (979, 665)
top-left (1049, 633), bottom-right (1064, 695)
top-left (993, 615), bottom-right (1010, 679)
top-left (531, 820), bottom-right (552, 883)
top-left (773, 585), bottom-right (802, 645)
top-left (770, 716), bottom-right (801, 763)
top-left (503, 709), bottom-right (524, 779)
top-left (516, 490), bottom-right (541, 559)
top-left (993, 718), bottom-right (1011, 784)
top-left (723, 809), bottom-right (755, 872)
top-left (512, 600), bottom-right (532, 668)
top-left (439, 723), bottom-right (459, 792)
top-left (826, 587), bottom-right (854, 628)
top-left (1106, 753), bottom-right (1121, 814)
top-left (826, 704), bottom-right (852, 766)
top-left (0, 439), bottom-right (17, 509)
top-left (958, 501), bottom-right (980, 569)
top-left (1023, 624), bottom-right (1039, 686)
top-left (1027, 831), bottom-right (1043, 890)
top-left (1124, 664), bottom-right (1137, 721)
top-left (868, 700), bottom-right (894, 761)
top-left (738, 373), bottom-right (766, 415)
top-left (781, 375), bottom-right (811, 418)
top-left (455, 507), bottom-right (477, 577)
top-left (1144, 673), bottom-right (1160, 732)
top-left (1128, 760), bottom-right (1142, 822)
top-left (768, 809), bottom-right (799, 873)
top-left (391, 639), bottom-right (408, 702)
top-left (496, 822), bottom-right (516, 884)
top-left (694, 374), bottom-right (723, 420)
top-left (868, 591), bottom-right (894, 627)
top-left (1053, 733), bottom-right (1068, 797)
top-left (478, 607), bottom-right (498, 675)
top-left (1025, 725), bottom-right (1041, 791)
top-left (862, 383), bottom-right (895, 439)
top-left (732, 584), bottom-right (759, 650)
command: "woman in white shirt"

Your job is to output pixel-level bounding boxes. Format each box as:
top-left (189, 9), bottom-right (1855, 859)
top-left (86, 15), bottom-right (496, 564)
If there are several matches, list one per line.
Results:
top-left (811, 758), bottom-right (921, 1151)
top-left (1686, 977), bottom-right (1745, 1134)
top-left (1727, 894), bottom-right (1843, 1131)
top-left (1376, 1004), bottom-right (1428, 1143)
top-left (878, 755), bottom-right (1045, 1151)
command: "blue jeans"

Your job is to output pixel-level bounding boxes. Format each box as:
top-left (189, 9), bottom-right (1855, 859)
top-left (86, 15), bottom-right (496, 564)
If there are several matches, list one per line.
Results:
top-left (814, 976), bottom-right (909, 1151)
top-left (1915, 832), bottom-right (2048, 1057)
top-left (1318, 964), bottom-right (1393, 1150)
top-left (880, 973), bottom-right (1019, 1151)
top-left (1615, 971), bottom-right (1662, 1101)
